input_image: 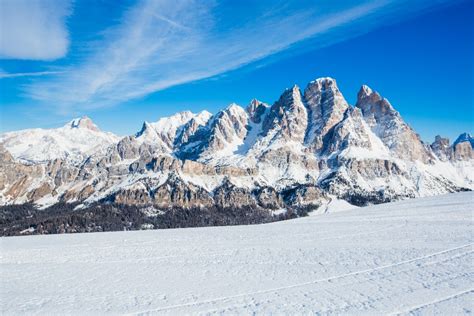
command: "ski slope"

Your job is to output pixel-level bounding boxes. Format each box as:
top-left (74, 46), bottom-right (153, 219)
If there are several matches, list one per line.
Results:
top-left (1, 192), bottom-right (473, 315)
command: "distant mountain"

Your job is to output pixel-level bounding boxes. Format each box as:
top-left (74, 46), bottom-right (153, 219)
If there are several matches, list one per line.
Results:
top-left (1, 77), bottom-right (472, 223)
top-left (0, 116), bottom-right (119, 163)
top-left (454, 132), bottom-right (474, 147)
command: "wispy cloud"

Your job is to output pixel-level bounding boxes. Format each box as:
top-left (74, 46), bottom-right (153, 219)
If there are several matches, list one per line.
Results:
top-left (24, 0), bottom-right (452, 112)
top-left (0, 71), bottom-right (64, 79)
top-left (0, 0), bottom-right (72, 60)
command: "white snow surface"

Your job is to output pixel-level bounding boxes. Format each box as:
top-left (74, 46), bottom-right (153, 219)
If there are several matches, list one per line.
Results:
top-left (311, 197), bottom-right (359, 216)
top-left (1, 192), bottom-right (473, 315)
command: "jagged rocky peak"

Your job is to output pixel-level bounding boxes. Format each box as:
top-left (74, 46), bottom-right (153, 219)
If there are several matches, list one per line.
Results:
top-left (303, 77), bottom-right (349, 149)
top-left (452, 132), bottom-right (473, 161)
top-left (355, 84), bottom-right (432, 162)
top-left (173, 111), bottom-right (212, 147)
top-left (69, 116), bottom-right (100, 132)
top-left (1, 74), bottom-right (473, 211)
top-left (433, 135), bottom-right (450, 146)
top-left (210, 103), bottom-right (248, 133)
top-left (430, 135), bottom-right (453, 161)
top-left (263, 85), bottom-right (308, 142)
top-left (177, 103), bottom-right (249, 160)
top-left (246, 99), bottom-right (268, 123)
top-left (454, 132), bottom-right (474, 147)
top-left (324, 107), bottom-right (374, 155)
top-left (148, 111), bottom-right (196, 148)
top-left (215, 103), bottom-right (249, 140)
top-left (275, 85), bottom-right (303, 108)
top-left (135, 121), bottom-right (153, 137)
top-left (431, 135), bottom-right (452, 161)
top-left (134, 111), bottom-right (213, 152)
top-left (224, 103), bottom-right (246, 115)
top-left (195, 110), bottom-right (213, 123)
top-left (132, 121), bottom-right (170, 156)
top-left (161, 110), bottom-right (194, 122)
top-left (356, 85), bottom-right (398, 119)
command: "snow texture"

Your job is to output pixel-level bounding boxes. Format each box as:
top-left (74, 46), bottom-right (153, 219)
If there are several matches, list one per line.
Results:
top-left (1, 192), bottom-right (473, 315)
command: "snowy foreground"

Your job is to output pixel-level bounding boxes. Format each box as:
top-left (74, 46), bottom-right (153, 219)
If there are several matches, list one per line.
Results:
top-left (1, 192), bottom-right (473, 315)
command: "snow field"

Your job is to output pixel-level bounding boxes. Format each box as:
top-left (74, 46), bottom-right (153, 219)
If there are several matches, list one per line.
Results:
top-left (1, 192), bottom-right (473, 315)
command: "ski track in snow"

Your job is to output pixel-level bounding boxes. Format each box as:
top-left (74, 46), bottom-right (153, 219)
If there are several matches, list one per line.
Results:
top-left (1, 192), bottom-right (473, 315)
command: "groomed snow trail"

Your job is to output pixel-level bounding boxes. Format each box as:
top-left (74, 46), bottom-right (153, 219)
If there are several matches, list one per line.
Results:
top-left (1, 192), bottom-right (473, 315)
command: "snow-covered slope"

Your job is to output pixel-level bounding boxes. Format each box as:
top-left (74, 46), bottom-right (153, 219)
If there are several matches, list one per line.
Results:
top-left (1, 192), bottom-right (472, 315)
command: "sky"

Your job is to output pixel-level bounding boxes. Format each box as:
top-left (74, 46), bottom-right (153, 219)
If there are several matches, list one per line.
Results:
top-left (0, 0), bottom-right (473, 142)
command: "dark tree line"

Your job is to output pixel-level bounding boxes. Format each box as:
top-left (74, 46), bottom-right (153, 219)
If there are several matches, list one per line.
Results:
top-left (0, 203), bottom-right (310, 236)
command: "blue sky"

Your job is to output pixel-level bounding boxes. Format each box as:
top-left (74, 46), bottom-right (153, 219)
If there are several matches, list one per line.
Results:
top-left (0, 0), bottom-right (472, 142)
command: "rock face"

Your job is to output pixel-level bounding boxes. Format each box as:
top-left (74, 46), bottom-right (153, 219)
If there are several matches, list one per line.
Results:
top-left (323, 107), bottom-right (378, 155)
top-left (355, 85), bottom-right (433, 163)
top-left (246, 99), bottom-right (268, 124)
top-left (263, 85), bottom-right (308, 143)
top-left (454, 133), bottom-right (474, 147)
top-left (431, 135), bottom-right (453, 161)
top-left (430, 133), bottom-right (474, 162)
top-left (453, 142), bottom-right (474, 160)
top-left (178, 104), bottom-right (249, 161)
top-left (174, 111), bottom-right (212, 147)
top-left (452, 133), bottom-right (474, 161)
top-left (0, 76), bottom-right (473, 214)
top-left (304, 78), bottom-right (349, 150)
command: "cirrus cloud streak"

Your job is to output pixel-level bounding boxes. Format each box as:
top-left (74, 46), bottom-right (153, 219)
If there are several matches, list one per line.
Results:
top-left (25, 0), bottom-right (454, 112)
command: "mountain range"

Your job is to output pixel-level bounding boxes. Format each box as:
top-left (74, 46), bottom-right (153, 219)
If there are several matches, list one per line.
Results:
top-left (1, 77), bottom-right (472, 220)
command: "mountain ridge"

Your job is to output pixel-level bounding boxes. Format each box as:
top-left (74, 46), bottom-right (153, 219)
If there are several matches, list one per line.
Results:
top-left (1, 76), bottom-right (472, 217)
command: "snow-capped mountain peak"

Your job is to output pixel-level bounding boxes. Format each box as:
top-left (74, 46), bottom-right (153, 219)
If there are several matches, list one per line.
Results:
top-left (1, 116), bottom-right (119, 164)
top-left (195, 110), bottom-right (213, 123)
top-left (355, 84), bottom-right (433, 162)
top-left (304, 77), bottom-right (349, 149)
top-left (225, 103), bottom-right (246, 116)
top-left (262, 83), bottom-right (307, 144)
top-left (454, 132), bottom-right (474, 147)
top-left (143, 111), bottom-right (202, 149)
top-left (246, 99), bottom-right (269, 124)
top-left (356, 84), bottom-right (397, 115)
top-left (0, 76), bottom-right (472, 210)
top-left (451, 132), bottom-right (474, 161)
top-left (68, 116), bottom-right (100, 132)
top-left (135, 121), bottom-right (161, 142)
top-left (361, 84), bottom-right (372, 93)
